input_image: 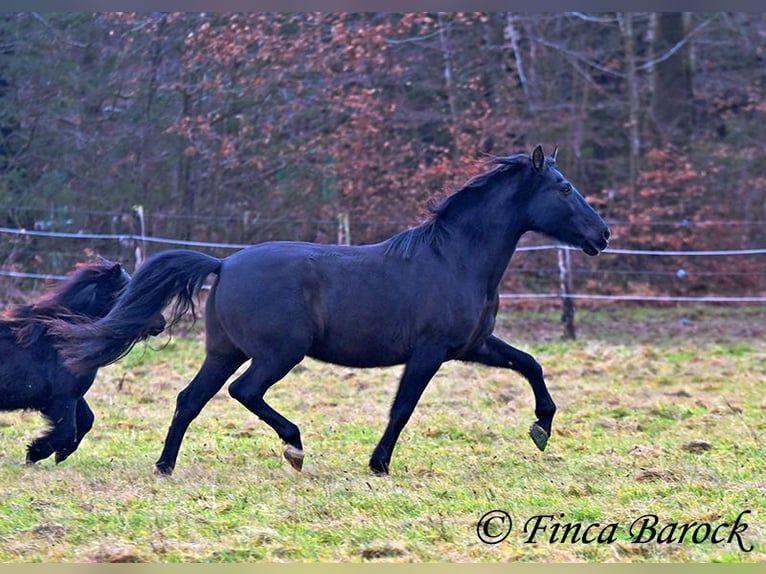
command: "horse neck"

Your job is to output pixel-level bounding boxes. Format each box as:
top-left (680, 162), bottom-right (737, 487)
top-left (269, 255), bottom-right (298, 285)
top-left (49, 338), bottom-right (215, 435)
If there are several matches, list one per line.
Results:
top-left (440, 194), bottom-right (528, 295)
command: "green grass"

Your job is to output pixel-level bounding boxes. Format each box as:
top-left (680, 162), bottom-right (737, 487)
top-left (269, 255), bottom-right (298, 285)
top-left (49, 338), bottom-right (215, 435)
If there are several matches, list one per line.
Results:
top-left (0, 305), bottom-right (764, 562)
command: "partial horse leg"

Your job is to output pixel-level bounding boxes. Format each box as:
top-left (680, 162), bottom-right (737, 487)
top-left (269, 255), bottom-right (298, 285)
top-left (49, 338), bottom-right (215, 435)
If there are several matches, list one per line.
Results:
top-left (227, 347), bottom-right (308, 471)
top-left (369, 346), bottom-right (446, 475)
top-left (27, 400), bottom-right (77, 464)
top-left (54, 397), bottom-right (95, 464)
top-left (461, 335), bottom-right (555, 451)
top-left (154, 350), bottom-right (246, 476)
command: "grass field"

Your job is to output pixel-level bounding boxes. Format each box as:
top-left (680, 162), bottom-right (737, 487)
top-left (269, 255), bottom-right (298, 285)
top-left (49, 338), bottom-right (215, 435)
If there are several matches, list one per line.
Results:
top-left (0, 305), bottom-right (764, 563)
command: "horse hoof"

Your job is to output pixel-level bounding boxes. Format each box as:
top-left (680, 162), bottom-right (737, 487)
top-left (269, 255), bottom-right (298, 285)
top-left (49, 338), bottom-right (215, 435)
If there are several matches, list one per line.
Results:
top-left (283, 445), bottom-right (304, 472)
top-left (369, 458), bottom-right (390, 476)
top-left (153, 463), bottom-right (174, 477)
top-left (25, 446), bottom-right (43, 465)
top-left (528, 422), bottom-right (549, 452)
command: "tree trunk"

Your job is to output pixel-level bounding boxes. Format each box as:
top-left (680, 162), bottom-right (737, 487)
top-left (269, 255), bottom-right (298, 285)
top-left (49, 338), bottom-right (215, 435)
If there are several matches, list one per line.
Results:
top-left (619, 13), bottom-right (642, 208)
top-left (437, 13), bottom-right (459, 159)
top-left (504, 13), bottom-right (532, 108)
top-left (650, 12), bottom-right (694, 147)
top-left (177, 90), bottom-right (193, 240)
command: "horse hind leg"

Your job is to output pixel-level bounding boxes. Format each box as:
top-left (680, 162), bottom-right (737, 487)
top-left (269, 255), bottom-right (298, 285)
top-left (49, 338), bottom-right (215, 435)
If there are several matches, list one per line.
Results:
top-left (227, 347), bottom-right (308, 472)
top-left (154, 349), bottom-right (247, 476)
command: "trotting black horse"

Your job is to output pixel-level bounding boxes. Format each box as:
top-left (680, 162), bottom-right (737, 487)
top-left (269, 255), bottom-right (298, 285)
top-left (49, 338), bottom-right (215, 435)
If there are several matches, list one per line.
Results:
top-left (0, 260), bottom-right (165, 465)
top-left (53, 146), bottom-right (610, 475)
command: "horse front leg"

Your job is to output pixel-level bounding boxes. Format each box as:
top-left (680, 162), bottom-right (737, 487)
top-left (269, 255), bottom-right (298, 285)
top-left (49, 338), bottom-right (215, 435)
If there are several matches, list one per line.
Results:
top-left (27, 399), bottom-right (77, 464)
top-left (461, 335), bottom-right (555, 451)
top-left (55, 397), bottom-right (95, 464)
top-left (370, 346), bottom-right (446, 475)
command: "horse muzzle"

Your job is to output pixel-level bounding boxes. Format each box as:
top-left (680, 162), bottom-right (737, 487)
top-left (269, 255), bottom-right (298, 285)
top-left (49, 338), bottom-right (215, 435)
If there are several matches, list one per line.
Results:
top-left (144, 315), bottom-right (166, 337)
top-left (582, 226), bottom-right (610, 256)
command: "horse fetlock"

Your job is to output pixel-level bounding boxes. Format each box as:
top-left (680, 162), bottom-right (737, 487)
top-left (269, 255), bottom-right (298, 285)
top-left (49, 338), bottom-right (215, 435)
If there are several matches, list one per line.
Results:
top-left (528, 422), bottom-right (549, 452)
top-left (283, 444), bottom-right (304, 472)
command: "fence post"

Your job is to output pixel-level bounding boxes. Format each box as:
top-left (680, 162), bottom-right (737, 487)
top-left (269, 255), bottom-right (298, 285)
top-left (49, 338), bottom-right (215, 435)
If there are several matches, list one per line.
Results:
top-left (337, 213), bottom-right (351, 245)
top-left (132, 205), bottom-right (146, 269)
top-left (558, 246), bottom-right (576, 340)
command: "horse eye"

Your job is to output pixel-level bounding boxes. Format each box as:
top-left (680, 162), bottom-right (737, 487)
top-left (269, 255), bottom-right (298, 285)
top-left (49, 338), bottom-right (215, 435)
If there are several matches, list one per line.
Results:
top-left (559, 183), bottom-right (572, 195)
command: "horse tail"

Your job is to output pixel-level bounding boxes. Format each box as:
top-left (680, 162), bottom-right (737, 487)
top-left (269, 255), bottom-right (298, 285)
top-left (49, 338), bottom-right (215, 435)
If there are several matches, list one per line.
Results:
top-left (52, 249), bottom-right (223, 375)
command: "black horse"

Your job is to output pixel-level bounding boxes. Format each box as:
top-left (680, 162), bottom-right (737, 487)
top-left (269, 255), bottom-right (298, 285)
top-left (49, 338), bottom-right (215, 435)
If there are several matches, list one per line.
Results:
top-left (53, 146), bottom-right (610, 475)
top-left (0, 260), bottom-right (165, 465)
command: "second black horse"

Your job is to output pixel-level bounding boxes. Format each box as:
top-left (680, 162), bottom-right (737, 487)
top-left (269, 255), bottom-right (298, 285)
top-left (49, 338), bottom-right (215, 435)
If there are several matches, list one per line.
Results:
top-left (1, 260), bottom-right (165, 465)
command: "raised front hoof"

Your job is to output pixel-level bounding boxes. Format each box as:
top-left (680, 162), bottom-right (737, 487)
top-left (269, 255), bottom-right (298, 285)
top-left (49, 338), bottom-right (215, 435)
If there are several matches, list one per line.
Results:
top-left (283, 445), bottom-right (304, 472)
top-left (528, 422), bottom-right (549, 452)
top-left (153, 462), bottom-right (175, 477)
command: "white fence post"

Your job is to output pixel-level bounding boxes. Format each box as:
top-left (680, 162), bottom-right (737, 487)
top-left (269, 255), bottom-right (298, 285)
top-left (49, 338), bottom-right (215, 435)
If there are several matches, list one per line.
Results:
top-left (132, 205), bottom-right (146, 269)
top-left (558, 246), bottom-right (576, 340)
top-left (337, 213), bottom-right (350, 246)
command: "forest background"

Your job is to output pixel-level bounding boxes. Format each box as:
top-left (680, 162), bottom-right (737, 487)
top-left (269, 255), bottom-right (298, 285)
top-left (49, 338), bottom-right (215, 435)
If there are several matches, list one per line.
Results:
top-left (1, 12), bottom-right (765, 301)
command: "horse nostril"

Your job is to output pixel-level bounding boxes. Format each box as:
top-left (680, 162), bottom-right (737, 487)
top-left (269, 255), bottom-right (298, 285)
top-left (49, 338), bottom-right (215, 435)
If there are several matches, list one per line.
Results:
top-left (602, 228), bottom-right (611, 242)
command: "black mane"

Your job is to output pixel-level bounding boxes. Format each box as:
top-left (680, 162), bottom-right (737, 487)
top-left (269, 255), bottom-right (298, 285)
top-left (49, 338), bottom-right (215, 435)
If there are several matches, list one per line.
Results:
top-left (3, 260), bottom-right (126, 346)
top-left (385, 154), bottom-right (531, 259)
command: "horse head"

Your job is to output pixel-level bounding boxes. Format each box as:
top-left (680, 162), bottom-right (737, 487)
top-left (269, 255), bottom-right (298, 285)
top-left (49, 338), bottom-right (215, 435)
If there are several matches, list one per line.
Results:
top-left (526, 145), bottom-right (610, 256)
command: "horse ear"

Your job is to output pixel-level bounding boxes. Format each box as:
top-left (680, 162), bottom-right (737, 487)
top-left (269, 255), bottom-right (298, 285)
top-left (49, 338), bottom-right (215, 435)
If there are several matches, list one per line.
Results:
top-left (531, 145), bottom-right (545, 172)
top-left (551, 146), bottom-right (559, 162)
top-left (110, 263), bottom-right (123, 277)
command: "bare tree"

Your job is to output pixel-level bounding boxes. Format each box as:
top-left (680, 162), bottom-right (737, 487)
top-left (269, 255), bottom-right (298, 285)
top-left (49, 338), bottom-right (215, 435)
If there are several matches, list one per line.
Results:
top-left (648, 12), bottom-right (695, 146)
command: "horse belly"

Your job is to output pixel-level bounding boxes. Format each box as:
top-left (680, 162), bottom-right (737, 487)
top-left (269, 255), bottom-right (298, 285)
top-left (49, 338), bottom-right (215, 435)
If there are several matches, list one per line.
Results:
top-left (307, 332), bottom-right (410, 368)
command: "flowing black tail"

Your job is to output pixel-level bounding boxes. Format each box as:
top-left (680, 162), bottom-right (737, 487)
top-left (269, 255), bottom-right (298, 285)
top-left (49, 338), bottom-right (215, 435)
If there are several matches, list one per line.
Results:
top-left (52, 249), bottom-right (223, 375)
